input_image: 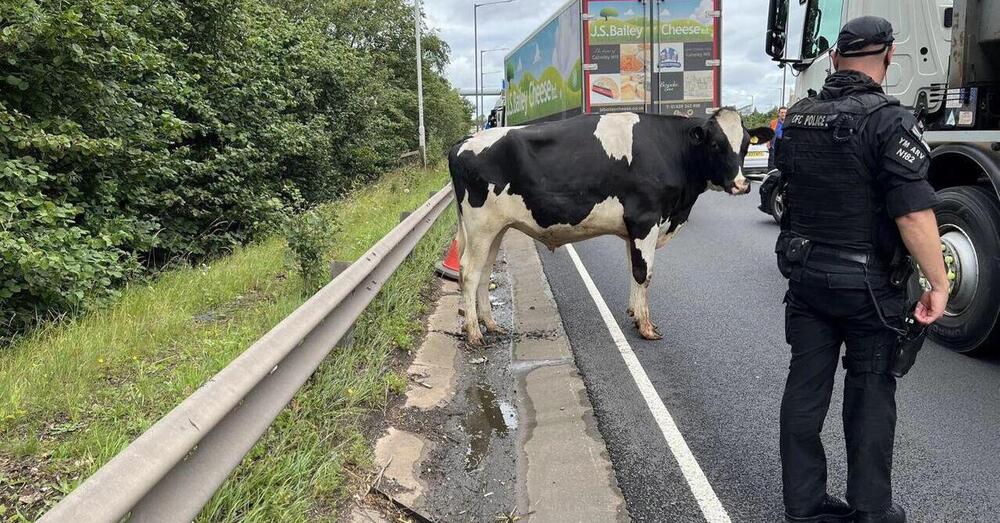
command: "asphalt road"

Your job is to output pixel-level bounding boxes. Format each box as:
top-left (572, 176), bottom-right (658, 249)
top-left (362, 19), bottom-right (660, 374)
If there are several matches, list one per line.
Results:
top-left (536, 189), bottom-right (1000, 522)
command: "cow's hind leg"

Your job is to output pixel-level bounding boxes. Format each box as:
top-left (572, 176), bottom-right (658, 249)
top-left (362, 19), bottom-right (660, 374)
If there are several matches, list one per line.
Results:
top-left (459, 225), bottom-right (497, 347)
top-left (628, 223), bottom-right (662, 341)
top-left (477, 229), bottom-right (506, 333)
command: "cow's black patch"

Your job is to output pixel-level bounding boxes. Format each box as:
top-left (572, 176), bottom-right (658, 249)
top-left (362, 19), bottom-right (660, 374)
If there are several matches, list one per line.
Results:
top-left (630, 242), bottom-right (648, 284)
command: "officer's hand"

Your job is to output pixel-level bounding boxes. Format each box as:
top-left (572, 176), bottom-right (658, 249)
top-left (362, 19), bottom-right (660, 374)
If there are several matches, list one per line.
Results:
top-left (914, 289), bottom-right (948, 325)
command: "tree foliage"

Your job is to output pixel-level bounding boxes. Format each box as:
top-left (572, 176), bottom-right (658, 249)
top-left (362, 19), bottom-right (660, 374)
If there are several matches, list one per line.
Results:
top-left (0, 0), bottom-right (471, 337)
top-left (744, 107), bottom-right (781, 130)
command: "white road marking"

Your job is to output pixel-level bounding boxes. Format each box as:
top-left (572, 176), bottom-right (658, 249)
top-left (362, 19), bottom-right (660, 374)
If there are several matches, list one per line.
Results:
top-left (565, 244), bottom-right (732, 523)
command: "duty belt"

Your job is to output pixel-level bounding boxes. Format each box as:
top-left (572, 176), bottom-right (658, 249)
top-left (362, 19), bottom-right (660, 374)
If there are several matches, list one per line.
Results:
top-left (808, 244), bottom-right (871, 266)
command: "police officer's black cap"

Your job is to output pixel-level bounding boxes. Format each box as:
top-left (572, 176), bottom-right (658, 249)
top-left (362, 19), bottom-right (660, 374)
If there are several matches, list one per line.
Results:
top-left (837, 16), bottom-right (894, 57)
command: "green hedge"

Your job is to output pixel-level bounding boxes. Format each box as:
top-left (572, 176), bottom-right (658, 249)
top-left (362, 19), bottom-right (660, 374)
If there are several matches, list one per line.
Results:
top-left (0, 0), bottom-right (471, 337)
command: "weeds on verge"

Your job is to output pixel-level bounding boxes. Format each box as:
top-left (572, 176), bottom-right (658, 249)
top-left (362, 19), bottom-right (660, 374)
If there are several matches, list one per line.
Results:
top-left (285, 208), bottom-right (339, 294)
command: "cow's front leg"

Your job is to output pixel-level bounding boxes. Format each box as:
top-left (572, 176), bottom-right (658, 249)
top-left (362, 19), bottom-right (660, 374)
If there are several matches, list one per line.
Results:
top-left (625, 240), bottom-right (641, 318)
top-left (477, 230), bottom-right (506, 334)
top-left (628, 224), bottom-right (662, 341)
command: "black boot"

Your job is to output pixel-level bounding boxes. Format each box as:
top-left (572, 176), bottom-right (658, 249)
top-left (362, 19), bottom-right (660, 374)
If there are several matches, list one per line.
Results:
top-left (856, 503), bottom-right (906, 523)
top-left (785, 494), bottom-right (855, 522)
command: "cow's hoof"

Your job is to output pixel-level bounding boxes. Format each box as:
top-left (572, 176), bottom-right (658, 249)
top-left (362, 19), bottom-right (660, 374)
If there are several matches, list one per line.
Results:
top-left (466, 331), bottom-right (486, 348)
top-left (484, 321), bottom-right (506, 334)
top-left (638, 323), bottom-right (663, 341)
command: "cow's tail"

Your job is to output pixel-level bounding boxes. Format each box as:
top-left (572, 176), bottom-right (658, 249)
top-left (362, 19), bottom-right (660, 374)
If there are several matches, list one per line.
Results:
top-left (447, 140), bottom-right (468, 217)
top-left (447, 141), bottom-right (470, 260)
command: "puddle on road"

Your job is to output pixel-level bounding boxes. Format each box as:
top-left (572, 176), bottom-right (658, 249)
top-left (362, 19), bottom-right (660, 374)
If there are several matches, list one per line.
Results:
top-left (463, 384), bottom-right (515, 471)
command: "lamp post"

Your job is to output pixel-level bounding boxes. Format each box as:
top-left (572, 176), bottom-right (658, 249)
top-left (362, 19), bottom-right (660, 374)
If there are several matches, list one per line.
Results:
top-left (479, 47), bottom-right (508, 123)
top-left (765, 87), bottom-right (784, 110)
top-left (413, 0), bottom-right (427, 166)
top-left (480, 69), bottom-right (504, 125)
top-left (780, 62), bottom-right (788, 107)
top-left (474, 0), bottom-right (514, 130)
top-left (480, 70), bottom-right (504, 88)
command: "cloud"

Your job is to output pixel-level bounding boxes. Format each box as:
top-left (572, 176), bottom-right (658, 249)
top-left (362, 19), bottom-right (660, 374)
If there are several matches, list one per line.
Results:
top-left (691, 0), bottom-right (714, 24)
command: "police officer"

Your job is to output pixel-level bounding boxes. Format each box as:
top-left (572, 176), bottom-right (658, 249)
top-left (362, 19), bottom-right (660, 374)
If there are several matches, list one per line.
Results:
top-left (775, 16), bottom-right (949, 523)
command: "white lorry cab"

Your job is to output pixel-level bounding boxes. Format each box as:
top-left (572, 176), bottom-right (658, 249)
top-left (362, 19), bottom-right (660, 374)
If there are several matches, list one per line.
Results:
top-left (763, 0), bottom-right (1000, 355)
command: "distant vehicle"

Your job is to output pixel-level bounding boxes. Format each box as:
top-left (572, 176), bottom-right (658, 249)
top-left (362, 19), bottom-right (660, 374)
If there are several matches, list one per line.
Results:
top-left (500, 0), bottom-right (722, 127)
top-left (764, 0), bottom-right (1000, 354)
top-left (742, 143), bottom-right (770, 179)
top-left (757, 170), bottom-right (783, 223)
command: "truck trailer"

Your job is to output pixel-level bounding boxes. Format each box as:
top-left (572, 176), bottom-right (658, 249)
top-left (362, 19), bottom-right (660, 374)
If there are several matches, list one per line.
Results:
top-left (763, 0), bottom-right (1000, 354)
top-left (501, 0), bottom-right (723, 126)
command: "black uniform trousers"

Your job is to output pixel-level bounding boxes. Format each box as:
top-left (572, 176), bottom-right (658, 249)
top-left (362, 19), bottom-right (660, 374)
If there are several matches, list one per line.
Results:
top-left (780, 261), bottom-right (905, 514)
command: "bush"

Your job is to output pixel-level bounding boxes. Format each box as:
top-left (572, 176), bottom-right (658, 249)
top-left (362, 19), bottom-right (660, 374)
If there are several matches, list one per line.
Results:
top-left (0, 157), bottom-right (138, 332)
top-left (0, 0), bottom-right (472, 338)
top-left (285, 208), bottom-right (338, 294)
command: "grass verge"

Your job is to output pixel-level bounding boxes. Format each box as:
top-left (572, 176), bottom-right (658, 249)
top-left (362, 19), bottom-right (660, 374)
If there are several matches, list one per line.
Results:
top-left (0, 165), bottom-right (454, 521)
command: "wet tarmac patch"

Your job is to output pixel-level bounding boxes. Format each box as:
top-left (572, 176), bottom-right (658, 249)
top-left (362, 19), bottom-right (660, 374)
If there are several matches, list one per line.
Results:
top-left (386, 257), bottom-right (520, 521)
top-left (463, 384), bottom-right (512, 471)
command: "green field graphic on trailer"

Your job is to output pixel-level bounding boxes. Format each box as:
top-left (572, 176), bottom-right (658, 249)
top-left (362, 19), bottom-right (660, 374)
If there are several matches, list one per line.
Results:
top-left (504, 1), bottom-right (584, 125)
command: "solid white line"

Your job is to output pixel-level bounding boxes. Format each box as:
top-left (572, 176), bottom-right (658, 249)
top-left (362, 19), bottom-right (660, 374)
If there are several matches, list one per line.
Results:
top-left (565, 244), bottom-right (732, 523)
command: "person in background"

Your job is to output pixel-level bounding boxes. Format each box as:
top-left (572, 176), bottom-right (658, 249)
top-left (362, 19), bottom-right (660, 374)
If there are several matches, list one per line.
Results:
top-left (485, 109), bottom-right (498, 129)
top-left (768, 106), bottom-right (788, 170)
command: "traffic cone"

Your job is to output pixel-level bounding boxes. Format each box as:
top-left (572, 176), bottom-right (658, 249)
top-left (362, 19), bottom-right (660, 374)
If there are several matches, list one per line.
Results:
top-left (436, 239), bottom-right (460, 281)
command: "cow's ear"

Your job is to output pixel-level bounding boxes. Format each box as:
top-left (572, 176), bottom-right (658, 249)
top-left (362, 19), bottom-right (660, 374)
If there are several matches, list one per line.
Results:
top-left (689, 125), bottom-right (707, 145)
top-left (747, 126), bottom-right (775, 145)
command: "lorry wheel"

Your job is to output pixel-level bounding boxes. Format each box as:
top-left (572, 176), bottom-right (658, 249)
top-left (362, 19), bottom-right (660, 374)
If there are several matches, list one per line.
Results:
top-left (923, 186), bottom-right (1000, 354)
top-left (770, 185), bottom-right (785, 224)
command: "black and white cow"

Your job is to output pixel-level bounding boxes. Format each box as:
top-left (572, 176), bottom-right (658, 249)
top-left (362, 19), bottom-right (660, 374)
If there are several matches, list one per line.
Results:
top-left (448, 109), bottom-right (774, 346)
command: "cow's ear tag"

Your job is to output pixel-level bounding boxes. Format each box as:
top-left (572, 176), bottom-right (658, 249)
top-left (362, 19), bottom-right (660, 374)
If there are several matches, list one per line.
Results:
top-left (750, 136), bottom-right (760, 145)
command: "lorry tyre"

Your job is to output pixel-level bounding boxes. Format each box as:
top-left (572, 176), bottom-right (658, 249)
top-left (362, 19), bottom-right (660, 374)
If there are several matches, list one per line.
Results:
top-left (925, 186), bottom-right (1000, 354)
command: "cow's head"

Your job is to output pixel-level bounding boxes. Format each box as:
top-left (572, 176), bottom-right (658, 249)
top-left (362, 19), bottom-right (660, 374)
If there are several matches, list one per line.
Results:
top-left (689, 108), bottom-right (775, 195)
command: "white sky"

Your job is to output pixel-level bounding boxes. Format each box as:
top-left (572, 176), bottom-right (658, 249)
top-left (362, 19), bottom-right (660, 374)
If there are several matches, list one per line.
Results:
top-left (424, 0), bottom-right (792, 117)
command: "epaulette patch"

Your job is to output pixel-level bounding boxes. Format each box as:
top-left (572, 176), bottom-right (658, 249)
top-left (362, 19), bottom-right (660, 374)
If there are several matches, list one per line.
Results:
top-left (889, 134), bottom-right (929, 171)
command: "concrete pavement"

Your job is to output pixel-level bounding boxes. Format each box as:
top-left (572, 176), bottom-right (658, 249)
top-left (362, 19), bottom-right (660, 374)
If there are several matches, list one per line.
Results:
top-left (356, 230), bottom-right (627, 522)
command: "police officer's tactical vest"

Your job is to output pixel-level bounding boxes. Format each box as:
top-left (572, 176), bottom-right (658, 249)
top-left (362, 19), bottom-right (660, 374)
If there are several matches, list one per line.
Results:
top-left (777, 92), bottom-right (899, 252)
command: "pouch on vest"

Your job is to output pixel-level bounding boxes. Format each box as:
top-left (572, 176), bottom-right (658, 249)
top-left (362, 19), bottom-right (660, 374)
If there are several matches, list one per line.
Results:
top-left (775, 232), bottom-right (793, 278)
